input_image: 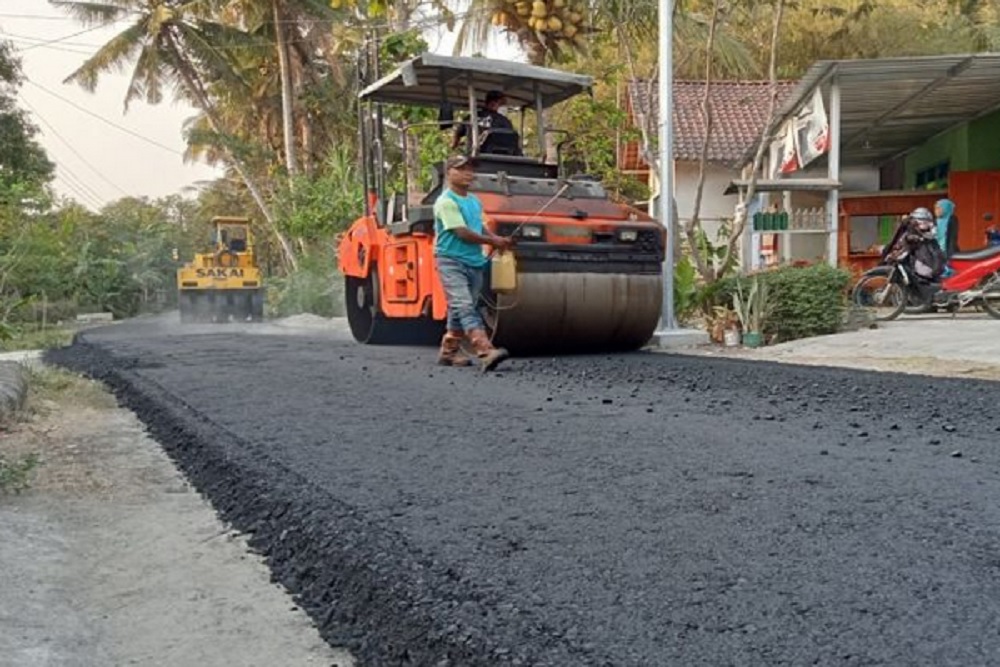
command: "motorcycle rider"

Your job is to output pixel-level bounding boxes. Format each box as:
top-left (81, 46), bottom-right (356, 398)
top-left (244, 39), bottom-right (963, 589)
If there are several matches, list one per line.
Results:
top-left (886, 207), bottom-right (946, 300)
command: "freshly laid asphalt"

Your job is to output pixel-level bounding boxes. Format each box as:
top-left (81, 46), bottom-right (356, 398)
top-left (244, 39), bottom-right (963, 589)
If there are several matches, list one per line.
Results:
top-left (48, 318), bottom-right (1000, 666)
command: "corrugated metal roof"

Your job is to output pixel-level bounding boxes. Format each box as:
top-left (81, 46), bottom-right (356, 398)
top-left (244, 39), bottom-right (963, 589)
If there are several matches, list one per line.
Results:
top-left (359, 53), bottom-right (593, 108)
top-left (745, 53), bottom-right (1000, 167)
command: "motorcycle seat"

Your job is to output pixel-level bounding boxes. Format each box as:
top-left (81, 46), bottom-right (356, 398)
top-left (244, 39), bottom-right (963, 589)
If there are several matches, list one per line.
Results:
top-left (951, 245), bottom-right (1000, 261)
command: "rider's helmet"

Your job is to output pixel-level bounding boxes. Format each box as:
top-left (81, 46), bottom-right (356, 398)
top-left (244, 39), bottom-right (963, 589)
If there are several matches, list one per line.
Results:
top-left (910, 207), bottom-right (934, 223)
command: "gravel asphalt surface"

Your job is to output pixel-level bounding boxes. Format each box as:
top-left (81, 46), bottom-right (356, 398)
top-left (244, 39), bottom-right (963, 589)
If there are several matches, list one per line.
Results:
top-left (48, 317), bottom-right (1000, 666)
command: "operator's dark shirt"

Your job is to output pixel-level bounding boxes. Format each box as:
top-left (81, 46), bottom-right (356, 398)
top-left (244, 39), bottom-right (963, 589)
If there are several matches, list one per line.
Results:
top-left (455, 109), bottom-right (521, 155)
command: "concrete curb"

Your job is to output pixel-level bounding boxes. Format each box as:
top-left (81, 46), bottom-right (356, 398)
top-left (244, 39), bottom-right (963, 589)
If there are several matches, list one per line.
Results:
top-left (0, 361), bottom-right (29, 425)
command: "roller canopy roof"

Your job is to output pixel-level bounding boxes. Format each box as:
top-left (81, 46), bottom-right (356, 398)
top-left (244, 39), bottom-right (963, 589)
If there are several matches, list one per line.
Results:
top-left (359, 53), bottom-right (593, 108)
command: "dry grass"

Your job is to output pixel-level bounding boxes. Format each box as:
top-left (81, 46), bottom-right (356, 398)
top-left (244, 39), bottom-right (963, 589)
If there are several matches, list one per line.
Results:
top-left (1, 367), bottom-right (116, 496)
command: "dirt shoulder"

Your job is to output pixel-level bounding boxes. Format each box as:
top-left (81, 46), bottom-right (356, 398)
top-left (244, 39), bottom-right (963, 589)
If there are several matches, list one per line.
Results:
top-left (0, 367), bottom-right (353, 667)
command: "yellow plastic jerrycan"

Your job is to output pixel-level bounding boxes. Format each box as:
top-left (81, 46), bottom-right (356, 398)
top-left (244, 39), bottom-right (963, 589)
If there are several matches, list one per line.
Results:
top-left (490, 251), bottom-right (517, 293)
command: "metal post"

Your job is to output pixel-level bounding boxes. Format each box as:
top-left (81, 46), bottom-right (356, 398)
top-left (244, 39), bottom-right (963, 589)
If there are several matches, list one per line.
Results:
top-left (826, 76), bottom-right (841, 267)
top-left (657, 0), bottom-right (676, 330)
top-left (535, 82), bottom-right (545, 158)
top-left (467, 79), bottom-right (479, 153)
top-left (781, 189), bottom-right (793, 264)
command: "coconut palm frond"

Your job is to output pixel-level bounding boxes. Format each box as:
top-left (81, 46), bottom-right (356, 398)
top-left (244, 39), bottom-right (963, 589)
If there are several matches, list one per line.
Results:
top-left (124, 41), bottom-right (166, 106)
top-left (49, 0), bottom-right (134, 25)
top-left (61, 20), bottom-right (146, 91)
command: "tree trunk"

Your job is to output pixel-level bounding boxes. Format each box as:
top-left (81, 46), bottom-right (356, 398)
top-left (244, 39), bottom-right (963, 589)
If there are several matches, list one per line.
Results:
top-left (273, 0), bottom-right (298, 179)
top-left (301, 112), bottom-right (315, 177)
top-left (165, 33), bottom-right (299, 271)
top-left (683, 0), bottom-right (722, 282)
top-left (718, 0), bottom-right (786, 277)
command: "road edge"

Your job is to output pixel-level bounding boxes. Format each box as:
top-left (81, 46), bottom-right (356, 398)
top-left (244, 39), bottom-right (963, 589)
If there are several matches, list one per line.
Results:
top-left (44, 335), bottom-right (596, 667)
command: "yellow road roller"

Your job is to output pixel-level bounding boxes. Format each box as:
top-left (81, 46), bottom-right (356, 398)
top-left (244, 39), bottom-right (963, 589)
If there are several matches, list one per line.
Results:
top-left (177, 216), bottom-right (265, 323)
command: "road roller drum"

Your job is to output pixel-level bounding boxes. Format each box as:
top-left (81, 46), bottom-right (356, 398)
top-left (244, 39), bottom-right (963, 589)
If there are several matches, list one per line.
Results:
top-left (489, 272), bottom-right (662, 354)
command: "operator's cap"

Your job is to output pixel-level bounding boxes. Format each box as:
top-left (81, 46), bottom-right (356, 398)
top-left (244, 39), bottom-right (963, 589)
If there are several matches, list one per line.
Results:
top-left (485, 90), bottom-right (506, 103)
top-left (445, 154), bottom-right (477, 171)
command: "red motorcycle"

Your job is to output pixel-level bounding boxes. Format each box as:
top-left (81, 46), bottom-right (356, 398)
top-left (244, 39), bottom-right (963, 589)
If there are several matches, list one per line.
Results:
top-left (853, 224), bottom-right (1000, 321)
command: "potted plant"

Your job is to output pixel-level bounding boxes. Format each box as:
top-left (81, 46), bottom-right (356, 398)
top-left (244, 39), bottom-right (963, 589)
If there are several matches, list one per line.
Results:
top-left (732, 276), bottom-right (771, 348)
top-left (707, 305), bottom-right (740, 346)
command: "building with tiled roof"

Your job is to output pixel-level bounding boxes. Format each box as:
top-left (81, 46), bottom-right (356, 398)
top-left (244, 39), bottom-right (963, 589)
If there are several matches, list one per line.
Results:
top-left (619, 79), bottom-right (797, 243)
top-left (621, 79), bottom-right (798, 172)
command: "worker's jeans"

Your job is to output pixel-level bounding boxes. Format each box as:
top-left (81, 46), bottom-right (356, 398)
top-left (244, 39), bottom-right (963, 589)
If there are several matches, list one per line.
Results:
top-left (436, 256), bottom-right (485, 332)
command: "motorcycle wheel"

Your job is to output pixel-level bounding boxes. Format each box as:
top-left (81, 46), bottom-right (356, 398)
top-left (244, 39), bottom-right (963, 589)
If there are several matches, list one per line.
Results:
top-left (853, 274), bottom-right (907, 321)
top-left (980, 271), bottom-right (1000, 320)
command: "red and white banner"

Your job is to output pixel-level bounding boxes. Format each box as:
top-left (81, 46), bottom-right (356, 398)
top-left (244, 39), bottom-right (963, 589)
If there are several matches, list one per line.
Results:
top-left (775, 120), bottom-right (799, 176)
top-left (793, 89), bottom-right (830, 168)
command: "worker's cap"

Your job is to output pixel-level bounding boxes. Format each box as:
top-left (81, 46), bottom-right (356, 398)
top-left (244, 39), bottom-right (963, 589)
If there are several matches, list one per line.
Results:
top-left (445, 155), bottom-right (478, 171)
top-left (485, 90), bottom-right (506, 103)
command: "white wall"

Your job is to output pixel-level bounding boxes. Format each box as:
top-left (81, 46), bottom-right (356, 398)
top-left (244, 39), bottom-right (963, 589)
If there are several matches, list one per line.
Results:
top-left (674, 160), bottom-right (739, 242)
top-left (793, 163), bottom-right (880, 192)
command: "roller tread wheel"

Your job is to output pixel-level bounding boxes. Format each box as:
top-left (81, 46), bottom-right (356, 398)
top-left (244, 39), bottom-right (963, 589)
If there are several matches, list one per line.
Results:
top-left (250, 289), bottom-right (265, 322)
top-left (980, 271), bottom-right (1000, 320)
top-left (179, 291), bottom-right (196, 323)
top-left (345, 270), bottom-right (441, 345)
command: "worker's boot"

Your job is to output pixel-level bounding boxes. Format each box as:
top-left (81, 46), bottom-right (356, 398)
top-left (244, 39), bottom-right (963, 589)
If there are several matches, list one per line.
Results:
top-left (437, 330), bottom-right (472, 367)
top-left (466, 328), bottom-right (509, 373)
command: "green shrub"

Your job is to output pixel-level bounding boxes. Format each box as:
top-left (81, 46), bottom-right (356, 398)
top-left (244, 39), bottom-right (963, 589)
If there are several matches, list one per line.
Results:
top-left (673, 257), bottom-right (700, 323)
top-left (8, 298), bottom-right (78, 326)
top-left (266, 252), bottom-right (345, 319)
top-left (713, 264), bottom-right (851, 343)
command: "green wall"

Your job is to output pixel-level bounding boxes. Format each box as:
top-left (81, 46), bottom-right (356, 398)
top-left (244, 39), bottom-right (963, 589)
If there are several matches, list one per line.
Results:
top-left (967, 110), bottom-right (1000, 170)
top-left (903, 108), bottom-right (1000, 187)
top-left (903, 125), bottom-right (968, 187)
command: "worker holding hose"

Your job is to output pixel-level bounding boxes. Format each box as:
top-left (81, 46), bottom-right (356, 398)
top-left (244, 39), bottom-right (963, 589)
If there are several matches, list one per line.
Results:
top-left (433, 155), bottom-right (513, 371)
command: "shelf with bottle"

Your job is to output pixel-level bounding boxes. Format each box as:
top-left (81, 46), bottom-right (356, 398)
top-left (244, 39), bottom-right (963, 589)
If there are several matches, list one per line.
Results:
top-left (752, 207), bottom-right (828, 234)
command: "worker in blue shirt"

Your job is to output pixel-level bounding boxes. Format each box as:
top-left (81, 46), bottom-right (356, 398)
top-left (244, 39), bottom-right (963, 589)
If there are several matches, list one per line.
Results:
top-left (433, 155), bottom-right (513, 371)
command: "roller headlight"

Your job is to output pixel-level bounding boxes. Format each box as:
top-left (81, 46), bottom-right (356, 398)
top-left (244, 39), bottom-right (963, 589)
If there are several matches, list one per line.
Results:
top-left (618, 229), bottom-right (638, 242)
top-left (521, 225), bottom-right (543, 239)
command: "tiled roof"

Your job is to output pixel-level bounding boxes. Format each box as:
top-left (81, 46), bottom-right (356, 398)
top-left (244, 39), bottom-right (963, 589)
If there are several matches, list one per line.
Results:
top-left (628, 79), bottom-right (798, 166)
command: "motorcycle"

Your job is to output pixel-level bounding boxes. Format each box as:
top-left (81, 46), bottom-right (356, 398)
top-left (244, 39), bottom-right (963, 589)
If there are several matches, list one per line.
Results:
top-left (853, 222), bottom-right (1000, 321)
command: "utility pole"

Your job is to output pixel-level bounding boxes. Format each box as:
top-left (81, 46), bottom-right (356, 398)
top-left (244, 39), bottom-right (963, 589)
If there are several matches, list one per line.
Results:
top-left (653, 0), bottom-right (707, 347)
top-left (657, 0), bottom-right (676, 331)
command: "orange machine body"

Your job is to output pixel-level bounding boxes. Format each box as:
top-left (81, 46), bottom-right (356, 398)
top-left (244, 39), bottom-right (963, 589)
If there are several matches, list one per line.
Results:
top-left (338, 188), bottom-right (664, 322)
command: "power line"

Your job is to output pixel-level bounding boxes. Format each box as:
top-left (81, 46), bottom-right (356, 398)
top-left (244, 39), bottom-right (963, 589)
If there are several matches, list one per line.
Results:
top-left (17, 15), bottom-right (129, 52)
top-left (0, 13), bottom-right (108, 21)
top-left (2, 30), bottom-right (104, 50)
top-left (24, 80), bottom-right (186, 157)
top-left (18, 95), bottom-right (132, 199)
top-left (53, 162), bottom-right (105, 210)
top-left (3, 37), bottom-right (95, 56)
top-left (5, 7), bottom-right (496, 62)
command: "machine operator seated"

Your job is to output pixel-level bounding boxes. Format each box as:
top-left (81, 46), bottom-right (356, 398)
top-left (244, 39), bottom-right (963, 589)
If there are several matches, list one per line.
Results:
top-left (451, 90), bottom-right (523, 156)
top-left (216, 226), bottom-right (247, 253)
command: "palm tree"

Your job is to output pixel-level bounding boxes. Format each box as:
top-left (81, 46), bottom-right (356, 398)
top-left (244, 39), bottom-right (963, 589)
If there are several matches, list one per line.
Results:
top-left (220, 0), bottom-right (346, 179)
top-left (451, 0), bottom-right (757, 73)
top-left (52, 0), bottom-right (300, 270)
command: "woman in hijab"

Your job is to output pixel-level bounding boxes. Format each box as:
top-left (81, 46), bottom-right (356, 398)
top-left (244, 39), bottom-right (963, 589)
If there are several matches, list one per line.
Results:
top-left (934, 198), bottom-right (960, 258)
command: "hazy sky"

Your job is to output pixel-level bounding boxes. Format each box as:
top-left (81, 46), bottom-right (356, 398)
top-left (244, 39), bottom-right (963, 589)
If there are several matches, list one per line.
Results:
top-left (2, 2), bottom-right (520, 211)
top-left (3, 1), bottom-right (224, 209)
